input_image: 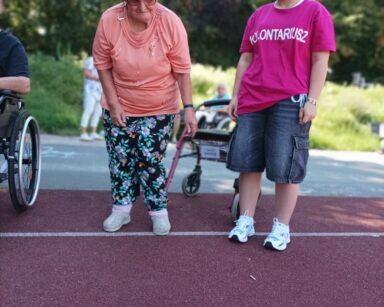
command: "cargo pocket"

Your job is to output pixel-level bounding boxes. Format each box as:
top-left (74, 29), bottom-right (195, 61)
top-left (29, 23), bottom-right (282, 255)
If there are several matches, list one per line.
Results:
top-left (288, 136), bottom-right (309, 183)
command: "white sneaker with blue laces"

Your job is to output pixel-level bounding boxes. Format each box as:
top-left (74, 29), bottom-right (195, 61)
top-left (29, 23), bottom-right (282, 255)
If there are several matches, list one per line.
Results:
top-left (263, 217), bottom-right (291, 251)
top-left (228, 213), bottom-right (255, 243)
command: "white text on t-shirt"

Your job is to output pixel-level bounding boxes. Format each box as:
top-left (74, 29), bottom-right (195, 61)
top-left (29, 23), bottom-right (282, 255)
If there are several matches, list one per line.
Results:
top-left (249, 27), bottom-right (309, 45)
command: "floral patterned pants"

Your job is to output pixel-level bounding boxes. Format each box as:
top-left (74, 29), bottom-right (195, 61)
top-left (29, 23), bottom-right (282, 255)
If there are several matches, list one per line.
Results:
top-left (102, 110), bottom-right (175, 211)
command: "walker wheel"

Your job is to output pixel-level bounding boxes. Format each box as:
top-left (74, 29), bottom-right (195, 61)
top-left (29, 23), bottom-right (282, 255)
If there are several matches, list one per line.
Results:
top-left (231, 193), bottom-right (240, 223)
top-left (230, 191), bottom-right (262, 223)
top-left (181, 172), bottom-right (201, 197)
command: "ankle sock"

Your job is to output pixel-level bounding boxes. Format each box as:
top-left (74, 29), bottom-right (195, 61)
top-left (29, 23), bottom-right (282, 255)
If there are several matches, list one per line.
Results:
top-left (149, 208), bottom-right (168, 216)
top-left (112, 204), bottom-right (132, 215)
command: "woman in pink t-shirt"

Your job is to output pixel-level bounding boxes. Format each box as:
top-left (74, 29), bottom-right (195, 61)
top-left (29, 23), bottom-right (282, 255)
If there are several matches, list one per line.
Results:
top-left (226, 0), bottom-right (336, 251)
top-left (93, 0), bottom-right (197, 235)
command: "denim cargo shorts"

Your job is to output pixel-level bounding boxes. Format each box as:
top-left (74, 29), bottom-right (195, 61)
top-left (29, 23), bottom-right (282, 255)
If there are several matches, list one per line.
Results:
top-left (226, 97), bottom-right (311, 184)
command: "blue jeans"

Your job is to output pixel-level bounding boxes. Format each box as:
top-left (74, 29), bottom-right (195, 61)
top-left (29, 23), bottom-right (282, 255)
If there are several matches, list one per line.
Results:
top-left (226, 98), bottom-right (311, 184)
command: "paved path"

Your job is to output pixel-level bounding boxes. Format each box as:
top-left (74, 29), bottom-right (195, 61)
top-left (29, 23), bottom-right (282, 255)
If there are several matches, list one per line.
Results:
top-left (30, 134), bottom-right (384, 197)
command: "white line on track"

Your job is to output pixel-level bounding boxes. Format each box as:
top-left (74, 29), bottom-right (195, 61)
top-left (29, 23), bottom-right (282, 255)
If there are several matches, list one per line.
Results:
top-left (0, 232), bottom-right (383, 238)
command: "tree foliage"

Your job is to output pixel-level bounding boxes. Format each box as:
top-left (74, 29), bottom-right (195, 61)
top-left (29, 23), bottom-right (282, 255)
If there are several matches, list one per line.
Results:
top-left (0, 0), bottom-right (383, 83)
top-left (1, 0), bottom-right (101, 56)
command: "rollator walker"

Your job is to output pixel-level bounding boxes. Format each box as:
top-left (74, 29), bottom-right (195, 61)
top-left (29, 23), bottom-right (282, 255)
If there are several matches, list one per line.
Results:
top-left (165, 99), bottom-right (261, 222)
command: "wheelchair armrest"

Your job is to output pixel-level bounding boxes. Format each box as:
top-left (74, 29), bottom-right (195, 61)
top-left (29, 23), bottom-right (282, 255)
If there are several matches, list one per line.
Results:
top-left (203, 99), bottom-right (231, 108)
top-left (0, 90), bottom-right (24, 114)
top-left (0, 90), bottom-right (22, 100)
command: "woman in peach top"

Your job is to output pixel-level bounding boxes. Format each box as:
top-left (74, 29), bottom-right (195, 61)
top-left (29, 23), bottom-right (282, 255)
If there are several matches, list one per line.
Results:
top-left (93, 0), bottom-right (197, 235)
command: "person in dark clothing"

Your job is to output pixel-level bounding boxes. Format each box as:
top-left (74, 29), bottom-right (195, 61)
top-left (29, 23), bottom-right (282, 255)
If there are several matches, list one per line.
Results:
top-left (0, 0), bottom-right (30, 95)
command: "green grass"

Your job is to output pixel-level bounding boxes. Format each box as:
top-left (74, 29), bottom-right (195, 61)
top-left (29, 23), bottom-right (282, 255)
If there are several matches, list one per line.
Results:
top-left (24, 55), bottom-right (384, 151)
top-left (312, 83), bottom-right (382, 151)
top-left (26, 54), bottom-right (83, 135)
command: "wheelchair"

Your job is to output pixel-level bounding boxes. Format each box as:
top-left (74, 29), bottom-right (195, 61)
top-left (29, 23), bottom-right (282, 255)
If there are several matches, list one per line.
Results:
top-left (0, 90), bottom-right (41, 212)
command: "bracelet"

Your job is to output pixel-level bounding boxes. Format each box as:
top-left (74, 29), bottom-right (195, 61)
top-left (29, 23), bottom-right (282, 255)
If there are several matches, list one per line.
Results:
top-left (306, 97), bottom-right (318, 106)
top-left (183, 104), bottom-right (194, 109)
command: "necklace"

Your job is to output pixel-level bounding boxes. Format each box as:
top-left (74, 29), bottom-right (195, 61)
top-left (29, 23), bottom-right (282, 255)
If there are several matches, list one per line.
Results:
top-left (274, 0), bottom-right (303, 9)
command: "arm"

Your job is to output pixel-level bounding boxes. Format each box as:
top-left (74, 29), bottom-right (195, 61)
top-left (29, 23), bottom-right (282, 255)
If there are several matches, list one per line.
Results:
top-left (228, 52), bottom-right (253, 121)
top-left (0, 35), bottom-right (31, 95)
top-left (84, 68), bottom-right (99, 81)
top-left (0, 76), bottom-right (30, 95)
top-left (98, 69), bottom-right (125, 127)
top-left (299, 51), bottom-right (330, 124)
top-left (174, 73), bottom-right (198, 137)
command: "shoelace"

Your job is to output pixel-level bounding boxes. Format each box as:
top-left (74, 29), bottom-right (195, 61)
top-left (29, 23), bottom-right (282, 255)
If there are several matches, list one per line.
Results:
top-left (269, 219), bottom-right (288, 240)
top-left (234, 210), bottom-right (253, 234)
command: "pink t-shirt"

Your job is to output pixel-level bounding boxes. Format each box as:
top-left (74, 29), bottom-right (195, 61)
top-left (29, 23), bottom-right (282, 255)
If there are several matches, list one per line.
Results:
top-left (238, 0), bottom-right (336, 114)
top-left (93, 3), bottom-right (191, 116)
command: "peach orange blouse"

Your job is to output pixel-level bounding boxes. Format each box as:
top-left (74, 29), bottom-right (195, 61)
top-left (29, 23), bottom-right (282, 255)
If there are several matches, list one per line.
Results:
top-left (93, 2), bottom-right (191, 116)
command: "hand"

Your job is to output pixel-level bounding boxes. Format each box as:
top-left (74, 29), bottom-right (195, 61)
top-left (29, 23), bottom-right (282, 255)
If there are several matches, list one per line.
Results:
top-left (228, 97), bottom-right (238, 121)
top-left (109, 104), bottom-right (126, 127)
top-left (183, 108), bottom-right (198, 137)
top-left (299, 102), bottom-right (317, 124)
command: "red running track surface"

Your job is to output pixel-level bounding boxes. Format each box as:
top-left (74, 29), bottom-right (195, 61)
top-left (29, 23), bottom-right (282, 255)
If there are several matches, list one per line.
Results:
top-left (0, 190), bottom-right (383, 307)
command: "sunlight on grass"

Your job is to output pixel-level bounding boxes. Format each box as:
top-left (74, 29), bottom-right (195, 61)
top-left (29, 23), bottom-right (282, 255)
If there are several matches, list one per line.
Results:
top-left (24, 56), bottom-right (384, 151)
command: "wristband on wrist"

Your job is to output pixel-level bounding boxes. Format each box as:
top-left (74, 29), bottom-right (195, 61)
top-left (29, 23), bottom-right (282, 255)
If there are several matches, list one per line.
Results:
top-left (183, 104), bottom-right (194, 109)
top-left (306, 97), bottom-right (318, 106)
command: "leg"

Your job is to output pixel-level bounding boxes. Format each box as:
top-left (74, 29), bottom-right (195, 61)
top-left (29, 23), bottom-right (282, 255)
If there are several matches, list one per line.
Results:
top-left (80, 95), bottom-right (96, 131)
top-left (226, 112), bottom-right (267, 243)
top-left (80, 94), bottom-right (97, 141)
top-left (102, 110), bottom-right (140, 232)
top-left (239, 172), bottom-right (262, 217)
top-left (136, 115), bottom-right (175, 235)
top-left (275, 183), bottom-right (299, 225)
top-left (264, 98), bottom-right (311, 251)
top-left (90, 97), bottom-right (102, 130)
top-left (137, 115), bottom-right (175, 211)
top-left (90, 99), bottom-right (103, 139)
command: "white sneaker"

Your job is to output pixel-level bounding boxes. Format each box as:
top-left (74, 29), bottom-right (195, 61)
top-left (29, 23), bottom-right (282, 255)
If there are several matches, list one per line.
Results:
top-left (228, 214), bottom-right (255, 243)
top-left (263, 218), bottom-right (291, 251)
top-left (80, 133), bottom-right (93, 142)
top-left (149, 209), bottom-right (171, 236)
top-left (103, 211), bottom-right (131, 232)
top-left (91, 132), bottom-right (104, 141)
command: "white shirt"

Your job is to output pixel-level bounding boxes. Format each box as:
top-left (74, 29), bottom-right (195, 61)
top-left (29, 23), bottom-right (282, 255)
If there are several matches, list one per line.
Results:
top-left (84, 56), bottom-right (102, 97)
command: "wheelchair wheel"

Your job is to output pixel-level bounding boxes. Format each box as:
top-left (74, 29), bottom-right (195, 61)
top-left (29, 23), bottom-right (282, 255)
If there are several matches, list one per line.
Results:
top-left (181, 172), bottom-right (201, 197)
top-left (216, 117), bottom-right (231, 131)
top-left (8, 112), bottom-right (41, 212)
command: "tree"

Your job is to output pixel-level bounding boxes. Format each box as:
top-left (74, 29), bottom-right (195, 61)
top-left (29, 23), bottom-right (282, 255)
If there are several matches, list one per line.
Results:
top-left (1, 0), bottom-right (383, 83)
top-left (2, 0), bottom-right (102, 57)
top-left (322, 0), bottom-right (384, 83)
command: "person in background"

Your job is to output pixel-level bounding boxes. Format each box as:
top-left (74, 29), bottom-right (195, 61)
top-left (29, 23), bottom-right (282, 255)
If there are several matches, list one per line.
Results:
top-left (210, 81), bottom-right (231, 112)
top-left (93, 0), bottom-right (197, 235)
top-left (0, 0), bottom-right (30, 95)
top-left (79, 56), bottom-right (103, 141)
top-left (195, 82), bottom-right (231, 129)
top-left (213, 82), bottom-right (231, 100)
top-left (227, 0), bottom-right (336, 251)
